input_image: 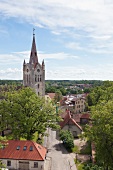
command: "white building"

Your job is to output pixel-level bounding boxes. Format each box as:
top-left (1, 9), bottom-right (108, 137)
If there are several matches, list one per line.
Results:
top-left (0, 140), bottom-right (47, 170)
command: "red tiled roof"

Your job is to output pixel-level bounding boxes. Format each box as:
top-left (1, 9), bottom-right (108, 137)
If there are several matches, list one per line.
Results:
top-left (73, 113), bottom-right (90, 123)
top-left (0, 140), bottom-right (47, 161)
top-left (47, 93), bottom-right (55, 99)
top-left (81, 113), bottom-right (90, 119)
top-left (60, 111), bottom-right (82, 131)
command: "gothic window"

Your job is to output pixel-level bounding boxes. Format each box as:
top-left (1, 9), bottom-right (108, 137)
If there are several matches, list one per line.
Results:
top-left (35, 52), bottom-right (37, 56)
top-left (35, 75), bottom-right (37, 82)
top-left (31, 52), bottom-right (32, 56)
top-left (29, 75), bottom-right (30, 84)
top-left (38, 84), bottom-right (39, 88)
top-left (37, 69), bottom-right (40, 72)
top-left (38, 75), bottom-right (39, 82)
top-left (27, 75), bottom-right (29, 83)
top-left (27, 69), bottom-right (29, 72)
top-left (40, 75), bottom-right (41, 82)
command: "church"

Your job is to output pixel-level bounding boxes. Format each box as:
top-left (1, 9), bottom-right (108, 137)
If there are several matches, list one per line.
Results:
top-left (23, 31), bottom-right (45, 96)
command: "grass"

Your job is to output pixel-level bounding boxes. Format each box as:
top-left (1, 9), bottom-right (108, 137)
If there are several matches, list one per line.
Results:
top-left (75, 160), bottom-right (84, 170)
top-left (72, 145), bottom-right (80, 153)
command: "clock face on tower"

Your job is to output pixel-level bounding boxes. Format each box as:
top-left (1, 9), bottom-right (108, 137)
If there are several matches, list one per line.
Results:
top-left (37, 69), bottom-right (40, 72)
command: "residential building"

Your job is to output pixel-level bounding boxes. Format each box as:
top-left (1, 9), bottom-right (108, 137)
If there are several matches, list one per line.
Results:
top-left (60, 111), bottom-right (82, 137)
top-left (0, 140), bottom-right (47, 170)
top-left (71, 97), bottom-right (86, 113)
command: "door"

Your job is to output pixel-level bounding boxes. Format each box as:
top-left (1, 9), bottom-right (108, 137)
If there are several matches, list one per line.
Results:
top-left (19, 161), bottom-right (29, 170)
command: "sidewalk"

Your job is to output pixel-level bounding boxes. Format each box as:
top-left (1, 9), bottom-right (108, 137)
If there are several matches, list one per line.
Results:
top-left (44, 156), bottom-right (52, 170)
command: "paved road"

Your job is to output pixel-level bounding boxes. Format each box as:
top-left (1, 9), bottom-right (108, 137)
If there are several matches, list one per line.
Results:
top-left (44, 128), bottom-right (77, 170)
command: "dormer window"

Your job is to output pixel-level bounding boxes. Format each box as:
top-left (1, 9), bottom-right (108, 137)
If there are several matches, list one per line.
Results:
top-left (30, 146), bottom-right (33, 151)
top-left (38, 146), bottom-right (41, 149)
top-left (16, 146), bottom-right (20, 150)
top-left (23, 146), bottom-right (27, 150)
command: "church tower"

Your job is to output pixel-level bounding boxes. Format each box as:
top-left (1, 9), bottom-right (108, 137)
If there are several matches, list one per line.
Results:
top-left (23, 31), bottom-right (45, 96)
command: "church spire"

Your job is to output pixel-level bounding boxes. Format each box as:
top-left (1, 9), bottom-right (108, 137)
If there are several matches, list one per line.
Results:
top-left (29, 28), bottom-right (38, 66)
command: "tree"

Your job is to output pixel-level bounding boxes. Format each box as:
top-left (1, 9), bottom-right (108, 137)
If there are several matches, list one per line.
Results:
top-left (83, 163), bottom-right (103, 170)
top-left (84, 101), bottom-right (113, 170)
top-left (84, 81), bottom-right (113, 169)
top-left (59, 130), bottom-right (74, 151)
top-left (0, 87), bottom-right (61, 140)
top-left (0, 136), bottom-right (8, 170)
top-left (54, 90), bottom-right (62, 103)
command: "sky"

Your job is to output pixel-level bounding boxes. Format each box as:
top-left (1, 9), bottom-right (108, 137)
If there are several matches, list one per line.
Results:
top-left (1, 0), bottom-right (113, 80)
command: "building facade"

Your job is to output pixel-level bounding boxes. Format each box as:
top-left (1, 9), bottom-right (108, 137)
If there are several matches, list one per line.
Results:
top-left (23, 33), bottom-right (45, 96)
top-left (0, 140), bottom-right (47, 170)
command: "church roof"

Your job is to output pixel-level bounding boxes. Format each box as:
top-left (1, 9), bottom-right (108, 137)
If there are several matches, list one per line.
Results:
top-left (29, 34), bottom-right (38, 67)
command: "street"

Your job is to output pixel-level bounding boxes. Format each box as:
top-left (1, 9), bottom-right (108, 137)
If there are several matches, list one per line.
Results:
top-left (44, 128), bottom-right (77, 170)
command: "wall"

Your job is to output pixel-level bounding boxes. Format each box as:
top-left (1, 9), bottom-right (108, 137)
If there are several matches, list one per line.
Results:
top-left (62, 125), bottom-right (82, 137)
top-left (1, 159), bottom-right (44, 170)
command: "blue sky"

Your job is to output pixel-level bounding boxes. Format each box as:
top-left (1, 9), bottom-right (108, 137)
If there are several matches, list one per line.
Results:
top-left (0, 0), bottom-right (113, 80)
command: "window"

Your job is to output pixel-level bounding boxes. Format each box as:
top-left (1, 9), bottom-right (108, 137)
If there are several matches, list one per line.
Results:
top-left (38, 84), bottom-right (39, 89)
top-left (23, 146), bottom-right (27, 150)
top-left (37, 69), bottom-right (40, 72)
top-left (35, 75), bottom-right (37, 82)
top-left (30, 146), bottom-right (33, 151)
top-left (7, 160), bottom-right (11, 166)
top-left (34, 162), bottom-right (38, 168)
top-left (16, 146), bottom-right (20, 150)
top-left (38, 146), bottom-right (41, 149)
top-left (38, 75), bottom-right (39, 82)
top-left (40, 75), bottom-right (41, 82)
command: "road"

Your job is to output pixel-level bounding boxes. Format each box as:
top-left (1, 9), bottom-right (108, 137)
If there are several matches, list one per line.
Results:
top-left (44, 128), bottom-right (77, 170)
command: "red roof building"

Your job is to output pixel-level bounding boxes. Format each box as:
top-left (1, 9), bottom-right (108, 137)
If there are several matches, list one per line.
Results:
top-left (0, 140), bottom-right (47, 170)
top-left (60, 111), bottom-right (82, 137)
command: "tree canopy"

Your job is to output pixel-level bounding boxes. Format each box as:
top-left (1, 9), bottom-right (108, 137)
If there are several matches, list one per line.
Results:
top-left (84, 81), bottom-right (113, 170)
top-left (0, 87), bottom-right (61, 140)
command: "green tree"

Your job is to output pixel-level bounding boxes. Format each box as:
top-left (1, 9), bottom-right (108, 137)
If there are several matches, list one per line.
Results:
top-left (84, 101), bottom-right (113, 170)
top-left (0, 87), bottom-right (61, 140)
top-left (54, 90), bottom-right (62, 103)
top-left (59, 130), bottom-right (74, 151)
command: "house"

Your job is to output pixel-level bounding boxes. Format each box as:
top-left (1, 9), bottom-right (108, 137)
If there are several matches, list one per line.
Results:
top-left (45, 93), bottom-right (56, 103)
top-left (60, 111), bottom-right (82, 137)
top-left (61, 94), bottom-right (87, 114)
top-left (72, 113), bottom-right (90, 125)
top-left (0, 140), bottom-right (47, 170)
top-left (71, 97), bottom-right (86, 113)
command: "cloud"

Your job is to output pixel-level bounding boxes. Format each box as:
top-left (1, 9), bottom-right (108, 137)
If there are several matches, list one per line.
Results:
top-left (0, 0), bottom-right (113, 55)
top-left (0, 68), bottom-right (22, 80)
top-left (0, 0), bottom-right (113, 35)
top-left (46, 64), bottom-right (113, 80)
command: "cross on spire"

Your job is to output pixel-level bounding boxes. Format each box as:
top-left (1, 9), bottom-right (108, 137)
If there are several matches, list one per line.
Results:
top-left (33, 28), bottom-right (35, 36)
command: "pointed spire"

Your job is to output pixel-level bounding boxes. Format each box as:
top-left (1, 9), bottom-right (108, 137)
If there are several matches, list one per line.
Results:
top-left (23, 59), bottom-right (26, 65)
top-left (29, 29), bottom-right (38, 66)
top-left (42, 59), bottom-right (45, 65)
